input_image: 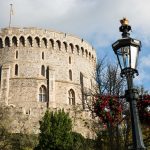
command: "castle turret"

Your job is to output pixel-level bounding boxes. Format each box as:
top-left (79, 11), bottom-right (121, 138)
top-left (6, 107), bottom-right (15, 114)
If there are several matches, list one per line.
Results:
top-left (0, 27), bottom-right (96, 109)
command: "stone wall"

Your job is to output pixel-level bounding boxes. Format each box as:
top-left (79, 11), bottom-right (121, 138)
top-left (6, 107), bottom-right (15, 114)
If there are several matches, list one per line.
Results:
top-left (0, 27), bottom-right (97, 138)
top-left (8, 105), bottom-right (96, 139)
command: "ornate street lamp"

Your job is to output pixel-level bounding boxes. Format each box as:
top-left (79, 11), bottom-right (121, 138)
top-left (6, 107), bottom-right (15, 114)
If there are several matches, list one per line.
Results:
top-left (112, 18), bottom-right (146, 150)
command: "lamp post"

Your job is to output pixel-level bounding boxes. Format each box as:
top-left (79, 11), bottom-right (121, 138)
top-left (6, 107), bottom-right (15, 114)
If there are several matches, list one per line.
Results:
top-left (112, 18), bottom-right (146, 150)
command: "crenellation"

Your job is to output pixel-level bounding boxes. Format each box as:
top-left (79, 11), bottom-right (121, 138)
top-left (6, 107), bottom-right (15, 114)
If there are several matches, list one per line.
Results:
top-left (0, 28), bottom-right (96, 60)
top-left (0, 27), bottom-right (97, 138)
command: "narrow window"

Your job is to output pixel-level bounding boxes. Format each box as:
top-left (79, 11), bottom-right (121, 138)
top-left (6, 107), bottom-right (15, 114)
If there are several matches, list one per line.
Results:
top-left (75, 45), bottom-right (79, 55)
top-left (0, 38), bottom-right (3, 48)
top-left (81, 47), bottom-right (84, 56)
top-left (50, 39), bottom-right (54, 49)
top-left (27, 36), bottom-right (32, 47)
top-left (69, 56), bottom-right (71, 64)
top-left (20, 36), bottom-right (25, 47)
top-left (80, 72), bottom-right (85, 109)
top-left (35, 37), bottom-right (40, 47)
top-left (85, 50), bottom-right (88, 58)
top-left (16, 51), bottom-right (18, 59)
top-left (39, 85), bottom-right (47, 102)
top-left (41, 65), bottom-right (45, 76)
top-left (42, 52), bottom-right (44, 60)
top-left (15, 64), bottom-right (18, 76)
top-left (80, 72), bottom-right (83, 85)
top-left (63, 42), bottom-right (67, 51)
top-left (92, 55), bottom-right (94, 62)
top-left (42, 38), bottom-right (47, 48)
top-left (5, 37), bottom-right (10, 47)
top-left (56, 40), bottom-right (61, 50)
top-left (0, 65), bottom-right (2, 88)
top-left (68, 89), bottom-right (75, 105)
top-left (89, 52), bottom-right (91, 60)
top-left (12, 36), bottom-right (17, 46)
top-left (69, 70), bottom-right (72, 81)
top-left (69, 43), bottom-right (74, 53)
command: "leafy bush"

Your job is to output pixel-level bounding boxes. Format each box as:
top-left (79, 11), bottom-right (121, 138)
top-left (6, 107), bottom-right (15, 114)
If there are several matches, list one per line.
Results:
top-left (10, 133), bottom-right (38, 150)
top-left (35, 109), bottom-right (73, 150)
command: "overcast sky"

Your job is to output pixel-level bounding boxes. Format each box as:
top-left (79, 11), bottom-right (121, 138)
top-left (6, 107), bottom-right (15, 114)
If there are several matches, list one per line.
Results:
top-left (1, 0), bottom-right (150, 91)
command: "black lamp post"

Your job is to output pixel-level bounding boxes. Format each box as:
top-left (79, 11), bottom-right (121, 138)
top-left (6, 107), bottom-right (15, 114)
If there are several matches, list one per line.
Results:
top-left (112, 18), bottom-right (146, 150)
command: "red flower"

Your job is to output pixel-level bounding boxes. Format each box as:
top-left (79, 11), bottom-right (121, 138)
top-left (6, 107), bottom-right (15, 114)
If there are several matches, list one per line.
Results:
top-left (93, 95), bottom-right (122, 126)
top-left (138, 96), bottom-right (150, 125)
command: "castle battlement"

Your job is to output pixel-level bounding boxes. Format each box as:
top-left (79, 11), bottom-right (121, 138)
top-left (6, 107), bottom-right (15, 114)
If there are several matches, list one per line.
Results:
top-left (0, 27), bottom-right (96, 138)
top-left (0, 27), bottom-right (96, 63)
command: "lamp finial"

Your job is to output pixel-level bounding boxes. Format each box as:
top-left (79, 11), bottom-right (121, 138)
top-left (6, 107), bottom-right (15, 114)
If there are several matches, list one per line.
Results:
top-left (120, 18), bottom-right (129, 26)
top-left (119, 17), bottom-right (131, 37)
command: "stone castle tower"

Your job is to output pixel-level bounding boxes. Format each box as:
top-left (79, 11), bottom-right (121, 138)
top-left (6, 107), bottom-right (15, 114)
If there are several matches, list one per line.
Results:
top-left (0, 27), bottom-right (96, 137)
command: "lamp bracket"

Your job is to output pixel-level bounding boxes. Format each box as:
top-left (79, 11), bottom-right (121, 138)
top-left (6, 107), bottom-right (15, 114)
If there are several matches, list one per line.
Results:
top-left (121, 68), bottom-right (138, 78)
top-left (125, 88), bottom-right (139, 102)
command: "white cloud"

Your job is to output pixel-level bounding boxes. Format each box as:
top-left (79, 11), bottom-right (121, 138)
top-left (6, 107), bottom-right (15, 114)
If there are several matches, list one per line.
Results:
top-left (0, 0), bottom-right (150, 40)
top-left (1, 0), bottom-right (150, 89)
top-left (140, 55), bottom-right (150, 68)
top-left (139, 54), bottom-right (150, 75)
top-left (135, 54), bottom-right (150, 90)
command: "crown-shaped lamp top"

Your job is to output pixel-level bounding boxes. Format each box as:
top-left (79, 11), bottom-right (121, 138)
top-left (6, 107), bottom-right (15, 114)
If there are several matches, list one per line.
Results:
top-left (120, 18), bottom-right (129, 26)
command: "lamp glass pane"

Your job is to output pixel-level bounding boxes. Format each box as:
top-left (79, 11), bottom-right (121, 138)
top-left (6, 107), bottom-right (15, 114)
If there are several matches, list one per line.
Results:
top-left (117, 46), bottom-right (130, 69)
top-left (130, 46), bottom-right (139, 69)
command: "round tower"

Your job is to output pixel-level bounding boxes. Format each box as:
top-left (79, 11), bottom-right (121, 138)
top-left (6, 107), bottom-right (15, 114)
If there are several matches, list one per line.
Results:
top-left (0, 27), bottom-right (96, 114)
